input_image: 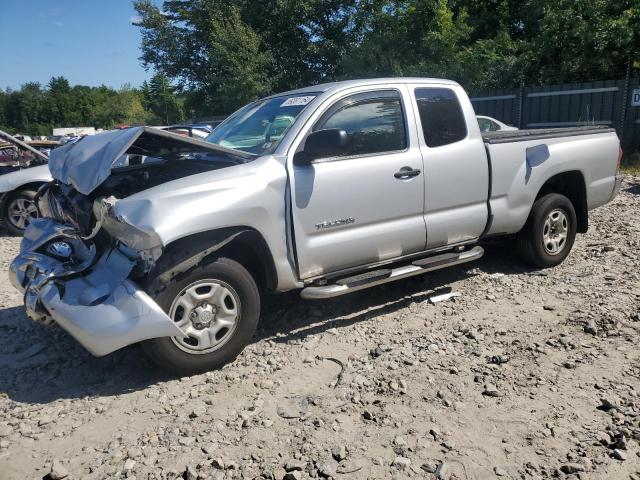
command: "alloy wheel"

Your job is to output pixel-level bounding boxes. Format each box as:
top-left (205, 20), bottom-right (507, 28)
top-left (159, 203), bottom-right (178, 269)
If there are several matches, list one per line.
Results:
top-left (7, 197), bottom-right (38, 231)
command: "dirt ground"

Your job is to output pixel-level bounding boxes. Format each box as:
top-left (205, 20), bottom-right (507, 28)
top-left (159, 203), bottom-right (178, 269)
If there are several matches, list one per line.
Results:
top-left (0, 177), bottom-right (639, 480)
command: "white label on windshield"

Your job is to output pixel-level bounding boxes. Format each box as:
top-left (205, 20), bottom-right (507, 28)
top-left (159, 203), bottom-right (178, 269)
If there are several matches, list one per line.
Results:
top-left (281, 96), bottom-right (314, 107)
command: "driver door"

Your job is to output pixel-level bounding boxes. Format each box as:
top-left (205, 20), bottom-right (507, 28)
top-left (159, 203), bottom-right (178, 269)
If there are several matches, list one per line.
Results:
top-left (287, 87), bottom-right (427, 279)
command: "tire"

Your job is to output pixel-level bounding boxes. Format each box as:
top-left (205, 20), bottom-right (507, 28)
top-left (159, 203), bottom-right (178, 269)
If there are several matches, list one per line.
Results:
top-left (4, 189), bottom-right (39, 236)
top-left (142, 257), bottom-right (260, 375)
top-left (517, 193), bottom-right (577, 268)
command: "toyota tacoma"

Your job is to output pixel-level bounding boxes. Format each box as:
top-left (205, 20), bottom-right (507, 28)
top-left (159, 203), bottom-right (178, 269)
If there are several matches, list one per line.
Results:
top-left (9, 78), bottom-right (623, 374)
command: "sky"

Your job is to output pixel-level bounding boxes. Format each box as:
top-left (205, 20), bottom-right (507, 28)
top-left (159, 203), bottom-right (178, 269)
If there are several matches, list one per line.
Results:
top-left (0, 0), bottom-right (160, 90)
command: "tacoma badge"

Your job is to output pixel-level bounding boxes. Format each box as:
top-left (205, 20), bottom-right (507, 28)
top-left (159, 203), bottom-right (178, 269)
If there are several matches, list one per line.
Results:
top-left (315, 217), bottom-right (355, 230)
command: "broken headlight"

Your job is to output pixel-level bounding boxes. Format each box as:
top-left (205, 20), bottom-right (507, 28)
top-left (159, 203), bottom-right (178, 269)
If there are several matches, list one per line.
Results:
top-left (38, 183), bottom-right (94, 235)
top-left (93, 196), bottom-right (163, 269)
top-left (46, 241), bottom-right (73, 260)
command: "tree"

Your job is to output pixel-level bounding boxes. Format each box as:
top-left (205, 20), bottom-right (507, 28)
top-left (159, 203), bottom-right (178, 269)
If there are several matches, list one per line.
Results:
top-left (113, 85), bottom-right (153, 126)
top-left (0, 77), bottom-right (157, 136)
top-left (133, 0), bottom-right (530, 98)
top-left (141, 73), bottom-right (185, 124)
top-left (529, 0), bottom-right (640, 83)
top-left (342, 0), bottom-right (523, 90)
top-left (0, 89), bottom-right (7, 132)
top-left (134, 0), bottom-right (280, 115)
top-left (4, 83), bottom-right (49, 135)
top-left (46, 76), bottom-right (73, 126)
top-left (4, 0), bottom-right (639, 136)
top-left (134, 0), bottom-right (639, 100)
top-left (133, 0), bottom-right (358, 115)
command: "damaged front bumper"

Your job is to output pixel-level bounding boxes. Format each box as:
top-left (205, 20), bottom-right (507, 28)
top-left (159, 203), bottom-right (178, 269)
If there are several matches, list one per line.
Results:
top-left (9, 219), bottom-right (184, 356)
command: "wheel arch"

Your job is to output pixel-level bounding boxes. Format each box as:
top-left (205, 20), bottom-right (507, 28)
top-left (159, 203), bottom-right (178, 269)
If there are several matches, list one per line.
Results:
top-left (3, 181), bottom-right (47, 203)
top-left (147, 227), bottom-right (278, 294)
top-left (534, 170), bottom-right (588, 233)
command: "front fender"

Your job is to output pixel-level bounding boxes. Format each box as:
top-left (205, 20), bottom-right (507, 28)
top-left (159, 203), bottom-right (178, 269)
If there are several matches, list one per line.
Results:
top-left (109, 156), bottom-right (301, 291)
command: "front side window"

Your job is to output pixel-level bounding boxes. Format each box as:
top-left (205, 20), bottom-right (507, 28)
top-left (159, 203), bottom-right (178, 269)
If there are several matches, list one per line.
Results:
top-left (314, 90), bottom-right (407, 158)
top-left (415, 88), bottom-right (467, 147)
top-left (206, 94), bottom-right (317, 155)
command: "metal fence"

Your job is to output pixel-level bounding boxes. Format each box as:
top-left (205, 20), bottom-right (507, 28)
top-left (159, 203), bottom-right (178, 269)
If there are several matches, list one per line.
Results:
top-left (470, 77), bottom-right (640, 155)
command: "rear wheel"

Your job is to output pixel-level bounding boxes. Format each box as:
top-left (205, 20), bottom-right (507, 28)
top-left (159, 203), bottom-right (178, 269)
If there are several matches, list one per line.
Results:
top-left (4, 189), bottom-right (39, 235)
top-left (142, 257), bottom-right (260, 375)
top-left (517, 193), bottom-right (577, 268)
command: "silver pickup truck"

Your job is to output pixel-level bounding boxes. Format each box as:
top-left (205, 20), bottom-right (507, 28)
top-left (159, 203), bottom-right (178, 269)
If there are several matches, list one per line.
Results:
top-left (9, 78), bottom-right (623, 374)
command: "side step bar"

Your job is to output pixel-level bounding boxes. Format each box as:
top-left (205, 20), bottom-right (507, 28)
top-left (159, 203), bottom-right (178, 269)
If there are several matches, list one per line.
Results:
top-left (300, 246), bottom-right (484, 300)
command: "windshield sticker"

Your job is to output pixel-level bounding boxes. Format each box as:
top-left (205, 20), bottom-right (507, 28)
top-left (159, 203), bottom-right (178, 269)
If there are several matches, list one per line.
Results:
top-left (281, 96), bottom-right (315, 107)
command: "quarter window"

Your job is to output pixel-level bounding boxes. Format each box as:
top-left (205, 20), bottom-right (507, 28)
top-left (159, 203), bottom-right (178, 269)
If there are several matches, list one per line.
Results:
top-left (314, 90), bottom-right (407, 158)
top-left (415, 88), bottom-right (467, 147)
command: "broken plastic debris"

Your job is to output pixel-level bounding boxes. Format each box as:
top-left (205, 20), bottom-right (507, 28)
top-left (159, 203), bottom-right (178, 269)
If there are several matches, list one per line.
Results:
top-left (428, 290), bottom-right (461, 304)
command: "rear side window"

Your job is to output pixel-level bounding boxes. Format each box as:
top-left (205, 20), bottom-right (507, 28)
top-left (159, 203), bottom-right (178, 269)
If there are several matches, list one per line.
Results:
top-left (315, 90), bottom-right (407, 158)
top-left (415, 88), bottom-right (467, 147)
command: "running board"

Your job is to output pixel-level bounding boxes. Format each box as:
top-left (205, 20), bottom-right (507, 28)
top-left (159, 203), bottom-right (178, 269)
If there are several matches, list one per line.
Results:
top-left (300, 246), bottom-right (484, 300)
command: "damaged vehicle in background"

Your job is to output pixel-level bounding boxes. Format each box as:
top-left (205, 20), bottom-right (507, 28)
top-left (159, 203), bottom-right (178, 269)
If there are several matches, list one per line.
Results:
top-left (160, 124), bottom-right (215, 138)
top-left (0, 130), bottom-right (60, 235)
top-left (10, 78), bottom-right (623, 374)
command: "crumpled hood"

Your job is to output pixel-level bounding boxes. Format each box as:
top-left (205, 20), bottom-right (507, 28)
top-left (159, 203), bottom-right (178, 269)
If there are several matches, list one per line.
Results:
top-left (48, 126), bottom-right (252, 195)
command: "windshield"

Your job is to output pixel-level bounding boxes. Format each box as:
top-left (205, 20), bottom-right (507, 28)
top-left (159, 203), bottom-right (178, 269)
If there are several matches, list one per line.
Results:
top-left (206, 94), bottom-right (317, 155)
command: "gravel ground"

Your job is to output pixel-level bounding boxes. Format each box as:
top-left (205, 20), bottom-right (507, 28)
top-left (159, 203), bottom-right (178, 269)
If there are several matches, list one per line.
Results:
top-left (0, 177), bottom-right (639, 480)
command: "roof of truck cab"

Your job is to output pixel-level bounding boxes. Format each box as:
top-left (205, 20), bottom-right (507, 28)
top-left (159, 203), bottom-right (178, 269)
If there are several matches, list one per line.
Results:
top-left (270, 77), bottom-right (460, 98)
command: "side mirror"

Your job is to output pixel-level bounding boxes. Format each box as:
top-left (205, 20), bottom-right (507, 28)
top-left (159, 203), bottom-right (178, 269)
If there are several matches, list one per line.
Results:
top-left (294, 129), bottom-right (349, 165)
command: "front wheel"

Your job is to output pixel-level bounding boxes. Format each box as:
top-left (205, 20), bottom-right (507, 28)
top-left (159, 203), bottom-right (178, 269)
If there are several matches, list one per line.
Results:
top-left (517, 193), bottom-right (577, 268)
top-left (142, 257), bottom-right (260, 375)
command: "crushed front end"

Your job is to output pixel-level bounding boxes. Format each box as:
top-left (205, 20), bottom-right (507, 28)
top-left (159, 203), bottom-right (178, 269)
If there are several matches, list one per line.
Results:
top-left (9, 184), bottom-right (184, 356)
top-left (8, 127), bottom-right (250, 357)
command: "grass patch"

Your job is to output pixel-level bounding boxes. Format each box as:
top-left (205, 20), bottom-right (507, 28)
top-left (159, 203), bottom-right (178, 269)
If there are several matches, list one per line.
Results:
top-left (621, 152), bottom-right (640, 175)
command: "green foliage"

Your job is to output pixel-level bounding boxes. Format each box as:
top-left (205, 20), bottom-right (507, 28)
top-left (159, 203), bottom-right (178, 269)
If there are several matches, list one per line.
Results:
top-left (134, 0), bottom-right (639, 116)
top-left (193, 6), bottom-right (273, 114)
top-left (0, 76), bottom-right (186, 136)
top-left (133, 0), bottom-right (360, 116)
top-left (141, 73), bottom-right (185, 124)
top-left (529, 0), bottom-right (640, 83)
top-left (622, 152), bottom-right (640, 174)
top-left (341, 0), bottom-right (523, 89)
top-left (3, 0), bottom-right (638, 134)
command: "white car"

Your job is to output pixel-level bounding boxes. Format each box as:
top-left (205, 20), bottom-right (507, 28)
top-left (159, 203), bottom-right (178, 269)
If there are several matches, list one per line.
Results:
top-left (477, 115), bottom-right (518, 132)
top-left (0, 130), bottom-right (57, 235)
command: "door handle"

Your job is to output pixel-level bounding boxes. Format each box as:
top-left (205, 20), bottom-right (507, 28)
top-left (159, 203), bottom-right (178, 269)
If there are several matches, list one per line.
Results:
top-left (394, 167), bottom-right (421, 179)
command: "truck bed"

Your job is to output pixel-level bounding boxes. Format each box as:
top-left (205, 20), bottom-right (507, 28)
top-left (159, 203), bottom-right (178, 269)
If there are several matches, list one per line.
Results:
top-left (481, 125), bottom-right (619, 238)
top-left (482, 126), bottom-right (615, 144)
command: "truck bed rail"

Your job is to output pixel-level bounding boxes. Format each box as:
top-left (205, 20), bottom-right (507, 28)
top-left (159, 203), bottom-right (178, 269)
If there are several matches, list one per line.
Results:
top-left (482, 126), bottom-right (615, 144)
